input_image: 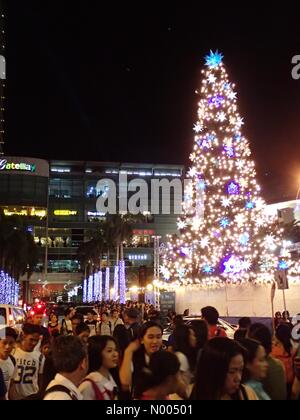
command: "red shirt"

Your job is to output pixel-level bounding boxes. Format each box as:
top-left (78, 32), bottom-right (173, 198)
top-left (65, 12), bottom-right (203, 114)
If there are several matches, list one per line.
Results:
top-left (208, 325), bottom-right (227, 340)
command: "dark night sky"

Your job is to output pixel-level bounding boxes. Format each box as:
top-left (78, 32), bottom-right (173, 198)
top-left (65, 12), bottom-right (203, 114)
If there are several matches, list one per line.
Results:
top-left (5, 1), bottom-right (300, 201)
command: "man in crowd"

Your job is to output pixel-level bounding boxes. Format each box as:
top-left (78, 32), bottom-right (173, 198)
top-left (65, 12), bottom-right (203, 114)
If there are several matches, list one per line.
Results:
top-left (0, 327), bottom-right (18, 399)
top-left (44, 336), bottom-right (88, 400)
top-left (10, 324), bottom-right (44, 400)
top-left (201, 306), bottom-right (227, 339)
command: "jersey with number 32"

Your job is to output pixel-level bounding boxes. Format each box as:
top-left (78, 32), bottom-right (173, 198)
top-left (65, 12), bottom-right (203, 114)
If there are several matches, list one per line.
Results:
top-left (13, 348), bottom-right (44, 399)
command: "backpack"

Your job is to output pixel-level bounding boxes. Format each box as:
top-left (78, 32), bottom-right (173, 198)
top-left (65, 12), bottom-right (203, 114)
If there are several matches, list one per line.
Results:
top-left (43, 385), bottom-right (79, 400)
top-left (9, 354), bottom-right (16, 367)
top-left (81, 378), bottom-right (115, 400)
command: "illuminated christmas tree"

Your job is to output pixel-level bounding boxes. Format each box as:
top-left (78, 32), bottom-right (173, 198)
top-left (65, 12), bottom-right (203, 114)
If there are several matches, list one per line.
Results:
top-left (161, 51), bottom-right (290, 286)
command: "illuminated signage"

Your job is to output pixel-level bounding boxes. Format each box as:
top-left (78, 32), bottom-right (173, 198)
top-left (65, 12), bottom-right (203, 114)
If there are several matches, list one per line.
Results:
top-left (0, 159), bottom-right (36, 173)
top-left (133, 230), bottom-right (155, 235)
top-left (54, 210), bottom-right (78, 216)
top-left (3, 208), bottom-right (46, 218)
top-left (87, 211), bottom-right (105, 217)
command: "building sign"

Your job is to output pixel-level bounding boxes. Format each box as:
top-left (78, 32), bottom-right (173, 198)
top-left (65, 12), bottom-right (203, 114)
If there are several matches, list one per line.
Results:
top-left (133, 230), bottom-right (155, 235)
top-left (0, 159), bottom-right (36, 173)
top-left (159, 291), bottom-right (176, 315)
top-left (54, 210), bottom-right (78, 216)
top-left (3, 208), bottom-right (46, 218)
top-left (275, 270), bottom-right (289, 290)
top-left (87, 211), bottom-right (105, 217)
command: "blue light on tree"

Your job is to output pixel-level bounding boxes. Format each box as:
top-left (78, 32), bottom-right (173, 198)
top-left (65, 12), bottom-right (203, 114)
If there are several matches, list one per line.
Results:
top-left (226, 181), bottom-right (240, 195)
top-left (221, 255), bottom-right (244, 275)
top-left (202, 264), bottom-right (214, 274)
top-left (224, 83), bottom-right (231, 90)
top-left (224, 146), bottom-right (235, 157)
top-left (239, 233), bottom-right (250, 245)
top-left (234, 134), bottom-right (242, 142)
top-left (205, 50), bottom-right (224, 68)
top-left (209, 95), bottom-right (224, 108)
top-left (196, 180), bottom-right (206, 191)
top-left (177, 267), bottom-right (186, 279)
top-left (208, 134), bottom-right (216, 142)
top-left (220, 217), bottom-right (230, 228)
top-left (278, 260), bottom-right (289, 270)
top-left (245, 201), bottom-right (255, 209)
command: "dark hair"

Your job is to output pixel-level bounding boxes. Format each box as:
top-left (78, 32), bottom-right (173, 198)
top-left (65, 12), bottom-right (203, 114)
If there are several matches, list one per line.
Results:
top-left (87, 310), bottom-right (97, 316)
top-left (138, 321), bottom-right (163, 339)
top-left (190, 320), bottom-right (209, 350)
top-left (173, 315), bottom-right (184, 326)
top-left (113, 324), bottom-right (130, 355)
top-left (52, 336), bottom-right (87, 373)
top-left (275, 324), bottom-right (292, 355)
top-left (248, 323), bottom-right (272, 355)
top-left (282, 311), bottom-right (290, 319)
top-left (275, 312), bottom-right (282, 318)
top-left (88, 335), bottom-right (118, 373)
top-left (3, 327), bottom-right (18, 341)
top-left (22, 323), bottom-right (41, 336)
top-left (125, 308), bottom-right (139, 320)
top-left (135, 351), bottom-right (180, 398)
top-left (72, 313), bottom-right (84, 322)
top-left (191, 337), bottom-right (245, 400)
top-left (201, 306), bottom-right (219, 325)
top-left (101, 312), bottom-right (109, 317)
top-left (234, 328), bottom-right (248, 342)
top-left (239, 338), bottom-right (262, 382)
top-left (173, 324), bottom-right (197, 371)
top-left (64, 308), bottom-right (73, 317)
top-left (238, 317), bottom-right (252, 329)
top-left (75, 323), bottom-right (90, 336)
top-left (41, 337), bottom-right (51, 348)
top-left (39, 352), bottom-right (56, 395)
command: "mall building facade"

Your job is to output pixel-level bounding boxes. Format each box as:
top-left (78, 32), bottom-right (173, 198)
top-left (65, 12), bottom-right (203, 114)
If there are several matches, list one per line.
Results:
top-left (0, 156), bottom-right (184, 301)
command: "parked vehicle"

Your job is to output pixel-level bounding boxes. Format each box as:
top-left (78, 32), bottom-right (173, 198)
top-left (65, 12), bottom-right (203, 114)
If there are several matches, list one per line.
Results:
top-left (75, 305), bottom-right (100, 321)
top-left (162, 315), bottom-right (237, 345)
top-left (0, 304), bottom-right (26, 331)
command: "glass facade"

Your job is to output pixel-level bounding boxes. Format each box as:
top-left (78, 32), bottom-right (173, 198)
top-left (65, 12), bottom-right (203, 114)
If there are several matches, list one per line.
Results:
top-left (0, 159), bottom-right (184, 296)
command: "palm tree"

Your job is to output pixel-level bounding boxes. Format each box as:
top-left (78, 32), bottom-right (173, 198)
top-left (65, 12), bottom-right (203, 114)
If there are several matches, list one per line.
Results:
top-left (0, 210), bottom-right (38, 303)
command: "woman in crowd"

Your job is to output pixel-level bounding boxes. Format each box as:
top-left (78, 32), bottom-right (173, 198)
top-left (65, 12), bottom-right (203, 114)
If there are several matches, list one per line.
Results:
top-left (272, 323), bottom-right (296, 398)
top-left (79, 335), bottom-right (119, 400)
top-left (190, 319), bottom-right (209, 363)
top-left (172, 324), bottom-right (197, 394)
top-left (190, 337), bottom-right (257, 400)
top-left (248, 323), bottom-right (287, 400)
top-left (119, 321), bottom-right (163, 398)
top-left (113, 324), bottom-right (130, 363)
top-left (240, 338), bottom-right (270, 400)
top-left (135, 351), bottom-right (181, 400)
top-left (48, 313), bottom-right (61, 337)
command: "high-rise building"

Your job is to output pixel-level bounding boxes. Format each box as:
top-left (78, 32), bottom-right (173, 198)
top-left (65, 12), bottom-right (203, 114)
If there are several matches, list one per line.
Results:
top-left (0, 0), bottom-right (5, 155)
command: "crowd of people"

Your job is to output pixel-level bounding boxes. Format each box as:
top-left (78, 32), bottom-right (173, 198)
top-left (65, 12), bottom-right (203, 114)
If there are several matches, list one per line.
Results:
top-left (0, 301), bottom-right (300, 400)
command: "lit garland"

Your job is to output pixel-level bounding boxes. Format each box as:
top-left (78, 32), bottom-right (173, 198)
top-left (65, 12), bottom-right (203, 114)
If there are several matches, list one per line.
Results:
top-left (161, 51), bottom-right (293, 287)
top-left (0, 271), bottom-right (19, 305)
top-left (83, 278), bottom-right (87, 303)
top-left (87, 275), bottom-right (93, 303)
top-left (119, 260), bottom-right (126, 304)
top-left (113, 265), bottom-right (119, 301)
top-left (94, 271), bottom-right (101, 302)
top-left (105, 267), bottom-right (110, 301)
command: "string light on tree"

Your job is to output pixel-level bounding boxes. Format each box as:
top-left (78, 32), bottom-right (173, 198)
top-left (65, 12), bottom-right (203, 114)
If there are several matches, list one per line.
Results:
top-left (161, 50), bottom-right (292, 287)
